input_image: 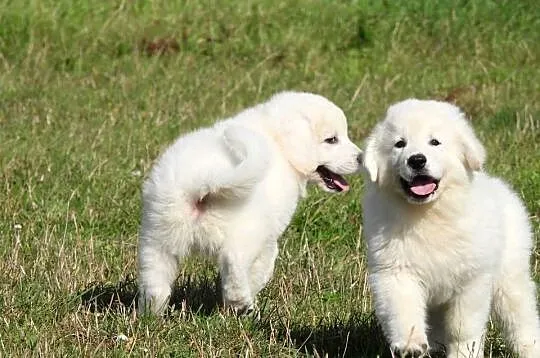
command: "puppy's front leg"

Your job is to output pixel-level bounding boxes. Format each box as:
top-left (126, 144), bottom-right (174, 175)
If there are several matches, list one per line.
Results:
top-left (370, 272), bottom-right (429, 357)
top-left (249, 241), bottom-right (278, 297)
top-left (444, 274), bottom-right (492, 358)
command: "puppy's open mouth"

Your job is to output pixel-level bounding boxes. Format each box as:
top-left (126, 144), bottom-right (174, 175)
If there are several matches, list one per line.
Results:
top-left (316, 165), bottom-right (349, 192)
top-left (400, 175), bottom-right (439, 200)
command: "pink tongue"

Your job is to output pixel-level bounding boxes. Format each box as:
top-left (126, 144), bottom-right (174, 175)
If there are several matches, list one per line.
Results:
top-left (334, 179), bottom-right (350, 192)
top-left (410, 183), bottom-right (436, 196)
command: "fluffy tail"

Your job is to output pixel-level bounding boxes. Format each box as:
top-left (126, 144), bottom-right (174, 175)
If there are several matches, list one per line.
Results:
top-left (141, 125), bottom-right (270, 230)
top-left (202, 125), bottom-right (270, 200)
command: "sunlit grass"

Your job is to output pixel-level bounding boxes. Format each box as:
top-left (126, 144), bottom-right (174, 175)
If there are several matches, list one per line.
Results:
top-left (0, 0), bottom-right (539, 356)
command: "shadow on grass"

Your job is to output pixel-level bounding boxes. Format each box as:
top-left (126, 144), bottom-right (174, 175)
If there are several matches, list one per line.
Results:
top-left (262, 312), bottom-right (390, 358)
top-left (281, 317), bottom-right (450, 358)
top-left (79, 276), bottom-right (138, 313)
top-left (79, 274), bottom-right (222, 316)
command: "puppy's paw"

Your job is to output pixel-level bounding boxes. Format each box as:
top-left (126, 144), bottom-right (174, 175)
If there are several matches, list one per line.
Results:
top-left (236, 302), bottom-right (258, 317)
top-left (137, 290), bottom-right (170, 316)
top-left (224, 299), bottom-right (256, 316)
top-left (391, 338), bottom-right (429, 358)
top-left (243, 303), bottom-right (262, 320)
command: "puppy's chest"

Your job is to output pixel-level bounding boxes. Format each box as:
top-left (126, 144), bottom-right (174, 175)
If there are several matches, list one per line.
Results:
top-left (372, 227), bottom-right (480, 298)
top-left (404, 236), bottom-right (477, 298)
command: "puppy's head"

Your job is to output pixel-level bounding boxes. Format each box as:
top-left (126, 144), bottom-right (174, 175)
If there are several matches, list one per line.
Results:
top-left (363, 99), bottom-right (485, 204)
top-left (269, 91), bottom-right (362, 193)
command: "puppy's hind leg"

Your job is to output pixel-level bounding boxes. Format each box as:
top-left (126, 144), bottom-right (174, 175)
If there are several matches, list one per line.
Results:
top-left (492, 270), bottom-right (540, 358)
top-left (137, 239), bottom-right (180, 315)
top-left (219, 244), bottom-right (257, 314)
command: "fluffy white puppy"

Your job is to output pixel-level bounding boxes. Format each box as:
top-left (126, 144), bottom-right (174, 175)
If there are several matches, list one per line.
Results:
top-left (138, 91), bottom-right (362, 315)
top-left (362, 99), bottom-right (540, 357)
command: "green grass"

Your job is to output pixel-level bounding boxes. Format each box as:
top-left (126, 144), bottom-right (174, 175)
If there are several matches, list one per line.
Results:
top-left (1, 0), bottom-right (539, 356)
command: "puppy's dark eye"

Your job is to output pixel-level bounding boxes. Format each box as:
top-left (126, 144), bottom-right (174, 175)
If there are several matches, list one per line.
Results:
top-left (430, 139), bottom-right (441, 146)
top-left (324, 136), bottom-right (338, 144)
top-left (394, 139), bottom-right (406, 148)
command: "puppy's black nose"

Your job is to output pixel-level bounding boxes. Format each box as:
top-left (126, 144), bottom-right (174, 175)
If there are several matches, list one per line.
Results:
top-left (357, 152), bottom-right (363, 164)
top-left (407, 153), bottom-right (427, 170)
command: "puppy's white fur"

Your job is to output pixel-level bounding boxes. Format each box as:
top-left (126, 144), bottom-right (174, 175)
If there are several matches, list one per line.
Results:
top-left (362, 99), bottom-right (540, 357)
top-left (138, 91), bottom-right (361, 314)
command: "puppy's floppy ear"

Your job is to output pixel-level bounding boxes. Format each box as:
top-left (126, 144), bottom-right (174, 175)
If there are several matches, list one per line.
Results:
top-left (362, 130), bottom-right (380, 183)
top-left (276, 116), bottom-right (317, 175)
top-left (457, 117), bottom-right (486, 171)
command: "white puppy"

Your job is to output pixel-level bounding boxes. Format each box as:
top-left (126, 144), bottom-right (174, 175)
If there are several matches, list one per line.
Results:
top-left (138, 91), bottom-right (362, 314)
top-left (362, 99), bottom-right (540, 357)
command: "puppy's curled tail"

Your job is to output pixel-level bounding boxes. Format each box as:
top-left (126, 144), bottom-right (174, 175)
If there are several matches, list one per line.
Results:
top-left (203, 125), bottom-right (270, 200)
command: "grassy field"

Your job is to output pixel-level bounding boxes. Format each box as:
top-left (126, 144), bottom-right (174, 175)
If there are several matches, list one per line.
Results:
top-left (1, 0), bottom-right (539, 356)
